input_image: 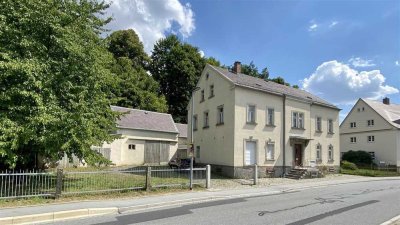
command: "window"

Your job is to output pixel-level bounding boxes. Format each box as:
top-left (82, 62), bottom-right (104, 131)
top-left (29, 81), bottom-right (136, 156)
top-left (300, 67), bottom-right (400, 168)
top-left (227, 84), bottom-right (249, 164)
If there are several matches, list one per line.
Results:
top-left (128, 144), bottom-right (136, 150)
top-left (206, 73), bottom-right (209, 79)
top-left (316, 117), bottom-right (322, 132)
top-left (203, 111), bottom-right (209, 128)
top-left (328, 145), bottom-right (333, 161)
top-left (350, 122), bottom-right (356, 128)
top-left (357, 108), bottom-right (360, 112)
top-left (367, 120), bottom-right (374, 127)
top-left (200, 90), bottom-right (205, 102)
top-left (209, 85), bottom-right (214, 98)
top-left (316, 144), bottom-right (321, 161)
top-left (247, 105), bottom-right (256, 123)
top-left (196, 146), bottom-right (200, 158)
top-left (368, 135), bottom-right (375, 142)
top-left (193, 115), bottom-right (198, 130)
top-left (292, 112), bottom-right (304, 129)
top-left (266, 108), bottom-right (274, 126)
top-left (266, 142), bottom-right (275, 160)
top-left (362, 107), bottom-right (365, 111)
top-left (350, 137), bottom-right (357, 143)
top-left (328, 119), bottom-right (333, 133)
top-left (217, 105), bottom-right (224, 125)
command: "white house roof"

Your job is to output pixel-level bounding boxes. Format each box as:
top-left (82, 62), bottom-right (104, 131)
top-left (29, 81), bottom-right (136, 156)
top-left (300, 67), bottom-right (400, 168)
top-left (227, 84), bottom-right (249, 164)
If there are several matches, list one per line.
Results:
top-left (175, 123), bottom-right (188, 138)
top-left (209, 65), bottom-right (339, 109)
top-left (111, 106), bottom-right (179, 133)
top-left (362, 99), bottom-right (400, 129)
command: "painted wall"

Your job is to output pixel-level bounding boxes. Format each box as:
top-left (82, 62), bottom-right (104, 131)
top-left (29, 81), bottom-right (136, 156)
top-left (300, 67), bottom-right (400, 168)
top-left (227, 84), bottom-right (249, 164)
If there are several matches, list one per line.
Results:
top-left (188, 65), bottom-right (236, 166)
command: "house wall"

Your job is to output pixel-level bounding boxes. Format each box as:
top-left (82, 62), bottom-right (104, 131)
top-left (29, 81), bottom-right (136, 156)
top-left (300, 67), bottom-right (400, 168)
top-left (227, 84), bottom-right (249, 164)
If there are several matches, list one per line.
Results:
top-left (340, 99), bottom-right (398, 166)
top-left (102, 129), bottom-right (178, 166)
top-left (188, 65), bottom-right (236, 167)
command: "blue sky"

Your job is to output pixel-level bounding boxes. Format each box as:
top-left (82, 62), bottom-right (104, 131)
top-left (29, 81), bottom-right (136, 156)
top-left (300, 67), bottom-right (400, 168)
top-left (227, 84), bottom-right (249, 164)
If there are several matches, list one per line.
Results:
top-left (105, 0), bottom-right (400, 121)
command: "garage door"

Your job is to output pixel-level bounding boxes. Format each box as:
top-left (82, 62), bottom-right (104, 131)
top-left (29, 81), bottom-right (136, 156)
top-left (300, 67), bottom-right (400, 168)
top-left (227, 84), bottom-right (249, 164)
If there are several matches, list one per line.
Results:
top-left (144, 141), bottom-right (170, 164)
top-left (245, 141), bottom-right (256, 165)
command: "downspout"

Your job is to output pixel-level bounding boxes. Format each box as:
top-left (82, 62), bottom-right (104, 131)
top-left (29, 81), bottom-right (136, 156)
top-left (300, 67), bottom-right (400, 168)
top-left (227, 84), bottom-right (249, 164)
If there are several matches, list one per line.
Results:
top-left (282, 94), bottom-right (286, 177)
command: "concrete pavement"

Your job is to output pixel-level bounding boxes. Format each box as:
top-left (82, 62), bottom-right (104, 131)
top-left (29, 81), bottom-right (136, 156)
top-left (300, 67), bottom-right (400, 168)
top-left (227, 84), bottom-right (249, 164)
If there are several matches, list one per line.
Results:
top-left (1, 176), bottom-right (399, 224)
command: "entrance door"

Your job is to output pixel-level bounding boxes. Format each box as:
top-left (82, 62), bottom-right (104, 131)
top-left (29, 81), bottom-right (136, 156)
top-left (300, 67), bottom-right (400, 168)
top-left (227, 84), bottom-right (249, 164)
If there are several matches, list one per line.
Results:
top-left (245, 141), bottom-right (256, 165)
top-left (294, 144), bottom-right (302, 167)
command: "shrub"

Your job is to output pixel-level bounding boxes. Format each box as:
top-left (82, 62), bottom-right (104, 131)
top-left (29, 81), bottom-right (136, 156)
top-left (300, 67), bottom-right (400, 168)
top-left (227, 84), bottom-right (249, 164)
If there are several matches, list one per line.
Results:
top-left (341, 150), bottom-right (372, 166)
top-left (341, 161), bottom-right (358, 170)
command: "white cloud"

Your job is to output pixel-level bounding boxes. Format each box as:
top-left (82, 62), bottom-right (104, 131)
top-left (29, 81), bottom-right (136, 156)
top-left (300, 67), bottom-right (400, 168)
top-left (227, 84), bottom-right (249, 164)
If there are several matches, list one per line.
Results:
top-left (308, 22), bottom-right (318, 32)
top-left (329, 21), bottom-right (338, 28)
top-left (302, 60), bottom-right (398, 105)
top-left (199, 50), bottom-right (205, 58)
top-left (396, 60), bottom-right (400, 66)
top-left (348, 57), bottom-right (376, 67)
top-left (104, 0), bottom-right (195, 53)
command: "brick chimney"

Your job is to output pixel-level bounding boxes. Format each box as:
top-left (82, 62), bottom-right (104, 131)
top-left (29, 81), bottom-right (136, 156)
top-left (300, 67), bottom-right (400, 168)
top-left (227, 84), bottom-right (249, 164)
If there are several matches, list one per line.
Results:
top-left (383, 97), bottom-right (390, 105)
top-left (233, 61), bottom-right (241, 74)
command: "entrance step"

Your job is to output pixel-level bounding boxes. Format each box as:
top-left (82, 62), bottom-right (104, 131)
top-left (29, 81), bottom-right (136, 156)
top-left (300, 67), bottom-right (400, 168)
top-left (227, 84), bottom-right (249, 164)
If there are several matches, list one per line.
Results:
top-left (285, 168), bottom-right (307, 180)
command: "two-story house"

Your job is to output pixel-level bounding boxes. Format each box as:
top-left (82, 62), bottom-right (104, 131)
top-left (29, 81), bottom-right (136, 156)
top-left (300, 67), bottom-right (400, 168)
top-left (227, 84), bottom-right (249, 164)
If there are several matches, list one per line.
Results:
top-left (340, 98), bottom-right (400, 171)
top-left (188, 62), bottom-right (341, 178)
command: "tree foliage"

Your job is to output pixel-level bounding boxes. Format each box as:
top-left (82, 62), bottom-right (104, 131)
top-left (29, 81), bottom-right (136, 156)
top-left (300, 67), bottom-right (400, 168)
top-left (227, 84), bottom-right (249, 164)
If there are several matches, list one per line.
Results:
top-left (107, 29), bottom-right (167, 112)
top-left (0, 0), bottom-right (119, 168)
top-left (150, 35), bottom-right (206, 123)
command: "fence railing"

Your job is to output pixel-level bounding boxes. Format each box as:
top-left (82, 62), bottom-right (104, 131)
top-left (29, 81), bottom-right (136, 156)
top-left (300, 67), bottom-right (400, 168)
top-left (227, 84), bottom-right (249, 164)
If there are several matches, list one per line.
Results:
top-left (0, 165), bottom-right (210, 199)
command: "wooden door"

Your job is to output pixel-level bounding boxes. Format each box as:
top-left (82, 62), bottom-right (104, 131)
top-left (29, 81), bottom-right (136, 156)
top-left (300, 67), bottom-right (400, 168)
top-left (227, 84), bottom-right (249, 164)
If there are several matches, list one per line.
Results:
top-left (294, 144), bottom-right (302, 166)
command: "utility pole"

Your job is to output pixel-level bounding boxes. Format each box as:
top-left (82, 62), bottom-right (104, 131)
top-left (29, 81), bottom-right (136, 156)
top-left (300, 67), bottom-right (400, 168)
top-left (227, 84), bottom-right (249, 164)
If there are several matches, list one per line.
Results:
top-left (190, 87), bottom-right (200, 190)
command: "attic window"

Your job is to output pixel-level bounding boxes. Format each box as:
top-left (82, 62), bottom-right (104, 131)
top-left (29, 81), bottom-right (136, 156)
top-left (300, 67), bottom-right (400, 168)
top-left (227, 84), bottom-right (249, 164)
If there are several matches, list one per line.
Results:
top-left (128, 144), bottom-right (136, 150)
top-left (206, 73), bottom-right (210, 79)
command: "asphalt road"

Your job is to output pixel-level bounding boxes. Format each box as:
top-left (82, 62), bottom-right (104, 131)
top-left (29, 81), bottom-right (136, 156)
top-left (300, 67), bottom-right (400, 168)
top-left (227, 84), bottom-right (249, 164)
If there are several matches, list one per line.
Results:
top-left (52, 179), bottom-right (400, 225)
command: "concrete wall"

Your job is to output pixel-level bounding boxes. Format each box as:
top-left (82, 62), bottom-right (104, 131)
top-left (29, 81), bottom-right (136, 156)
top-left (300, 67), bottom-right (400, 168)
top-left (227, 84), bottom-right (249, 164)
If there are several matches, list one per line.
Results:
top-left (340, 99), bottom-right (399, 166)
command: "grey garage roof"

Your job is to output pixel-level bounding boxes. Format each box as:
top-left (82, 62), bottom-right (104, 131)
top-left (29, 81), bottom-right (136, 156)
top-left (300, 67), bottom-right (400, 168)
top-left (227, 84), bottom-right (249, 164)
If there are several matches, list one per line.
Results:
top-left (175, 123), bottom-right (188, 138)
top-left (209, 65), bottom-right (339, 109)
top-left (111, 106), bottom-right (179, 133)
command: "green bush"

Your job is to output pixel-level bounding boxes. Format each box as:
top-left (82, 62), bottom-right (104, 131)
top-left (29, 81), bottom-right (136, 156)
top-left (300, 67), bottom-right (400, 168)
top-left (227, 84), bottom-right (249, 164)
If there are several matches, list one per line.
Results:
top-left (341, 150), bottom-right (372, 166)
top-left (341, 161), bottom-right (358, 170)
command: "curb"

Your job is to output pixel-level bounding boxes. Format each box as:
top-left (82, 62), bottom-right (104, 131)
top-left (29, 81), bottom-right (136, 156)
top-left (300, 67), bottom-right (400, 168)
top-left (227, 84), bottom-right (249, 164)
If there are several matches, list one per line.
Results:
top-left (380, 215), bottom-right (400, 225)
top-left (0, 207), bottom-right (118, 225)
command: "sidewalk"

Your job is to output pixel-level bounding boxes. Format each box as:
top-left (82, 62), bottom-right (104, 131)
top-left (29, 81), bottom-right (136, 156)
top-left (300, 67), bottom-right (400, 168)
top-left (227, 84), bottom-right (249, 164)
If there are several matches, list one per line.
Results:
top-left (1, 176), bottom-right (399, 224)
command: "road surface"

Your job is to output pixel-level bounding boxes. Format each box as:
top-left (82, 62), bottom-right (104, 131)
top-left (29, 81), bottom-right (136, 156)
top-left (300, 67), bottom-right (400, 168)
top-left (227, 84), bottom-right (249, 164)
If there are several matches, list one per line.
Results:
top-left (52, 179), bottom-right (400, 225)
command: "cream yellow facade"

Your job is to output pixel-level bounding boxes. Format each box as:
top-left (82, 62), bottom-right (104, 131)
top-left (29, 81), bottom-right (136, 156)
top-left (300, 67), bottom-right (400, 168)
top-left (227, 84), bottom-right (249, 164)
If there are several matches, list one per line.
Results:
top-left (340, 99), bottom-right (400, 170)
top-left (188, 64), bottom-right (340, 177)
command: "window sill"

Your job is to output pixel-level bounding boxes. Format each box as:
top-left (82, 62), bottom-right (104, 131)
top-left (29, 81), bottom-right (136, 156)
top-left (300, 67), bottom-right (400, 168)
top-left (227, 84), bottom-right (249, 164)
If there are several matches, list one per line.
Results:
top-left (327, 132), bottom-right (334, 135)
top-left (265, 124), bottom-right (276, 128)
top-left (216, 122), bottom-right (224, 126)
top-left (246, 122), bottom-right (257, 125)
top-left (328, 159), bottom-right (334, 163)
top-left (208, 95), bottom-right (215, 99)
top-left (292, 127), bottom-right (305, 130)
top-left (265, 159), bottom-right (275, 162)
top-left (203, 126), bottom-right (210, 129)
top-left (315, 130), bottom-right (323, 133)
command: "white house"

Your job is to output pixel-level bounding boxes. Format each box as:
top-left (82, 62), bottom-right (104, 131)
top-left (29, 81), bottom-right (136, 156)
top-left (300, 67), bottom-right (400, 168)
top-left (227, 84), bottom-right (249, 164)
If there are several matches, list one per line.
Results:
top-left (340, 98), bottom-right (400, 172)
top-left (188, 62), bottom-right (341, 178)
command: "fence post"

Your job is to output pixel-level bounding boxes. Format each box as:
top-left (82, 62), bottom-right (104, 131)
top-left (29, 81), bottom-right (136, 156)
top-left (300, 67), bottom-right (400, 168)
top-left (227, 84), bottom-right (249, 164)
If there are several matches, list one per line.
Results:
top-left (55, 168), bottom-right (63, 198)
top-left (206, 165), bottom-right (211, 189)
top-left (145, 166), bottom-right (152, 191)
top-left (253, 164), bottom-right (258, 185)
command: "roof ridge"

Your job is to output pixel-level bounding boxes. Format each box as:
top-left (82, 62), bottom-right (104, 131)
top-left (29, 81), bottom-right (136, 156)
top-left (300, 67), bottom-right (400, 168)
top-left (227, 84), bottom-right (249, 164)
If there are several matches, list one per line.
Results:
top-left (110, 105), bottom-right (172, 116)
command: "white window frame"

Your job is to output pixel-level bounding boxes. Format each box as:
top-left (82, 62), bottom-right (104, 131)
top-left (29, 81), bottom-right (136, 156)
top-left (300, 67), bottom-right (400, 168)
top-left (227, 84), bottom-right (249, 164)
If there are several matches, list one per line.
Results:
top-left (316, 144), bottom-right (322, 161)
top-left (247, 105), bottom-right (256, 124)
top-left (292, 111), bottom-right (304, 129)
top-left (350, 137), bottom-right (357, 143)
top-left (266, 107), bottom-right (275, 126)
top-left (328, 145), bottom-right (334, 161)
top-left (193, 115), bottom-right (198, 130)
top-left (266, 141), bottom-right (275, 160)
top-left (367, 120), bottom-right (374, 127)
top-left (350, 122), bottom-right (356, 128)
top-left (217, 105), bottom-right (224, 124)
top-left (209, 85), bottom-right (214, 98)
top-left (128, 144), bottom-right (136, 150)
top-left (316, 116), bottom-right (322, 132)
top-left (203, 111), bottom-right (209, 128)
top-left (200, 89), bottom-right (205, 102)
top-left (328, 119), bottom-right (334, 133)
top-left (368, 135), bottom-right (375, 142)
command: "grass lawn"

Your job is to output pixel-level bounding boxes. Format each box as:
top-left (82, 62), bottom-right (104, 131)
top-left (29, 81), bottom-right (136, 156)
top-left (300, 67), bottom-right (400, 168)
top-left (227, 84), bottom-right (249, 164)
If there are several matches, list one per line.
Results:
top-left (341, 168), bottom-right (400, 177)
